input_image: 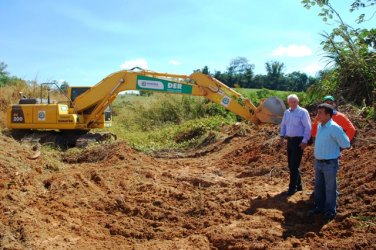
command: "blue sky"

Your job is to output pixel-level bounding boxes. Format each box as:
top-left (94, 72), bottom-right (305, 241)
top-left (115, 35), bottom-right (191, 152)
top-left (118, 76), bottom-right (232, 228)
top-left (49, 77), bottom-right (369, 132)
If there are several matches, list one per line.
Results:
top-left (0, 0), bottom-right (374, 86)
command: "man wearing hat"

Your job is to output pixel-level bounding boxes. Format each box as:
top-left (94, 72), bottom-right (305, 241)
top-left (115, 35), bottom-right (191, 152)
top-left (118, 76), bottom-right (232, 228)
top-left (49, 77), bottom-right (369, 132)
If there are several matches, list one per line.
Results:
top-left (312, 95), bottom-right (356, 141)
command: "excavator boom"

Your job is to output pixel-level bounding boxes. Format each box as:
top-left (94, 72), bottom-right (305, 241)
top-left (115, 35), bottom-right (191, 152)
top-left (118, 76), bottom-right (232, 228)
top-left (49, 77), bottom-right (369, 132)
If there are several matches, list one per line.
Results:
top-left (72, 69), bottom-right (285, 127)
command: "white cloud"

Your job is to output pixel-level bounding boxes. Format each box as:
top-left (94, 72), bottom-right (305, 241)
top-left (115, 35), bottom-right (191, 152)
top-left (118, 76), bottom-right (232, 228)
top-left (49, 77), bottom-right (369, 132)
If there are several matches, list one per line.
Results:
top-left (303, 62), bottom-right (323, 75)
top-left (120, 59), bottom-right (148, 70)
top-left (169, 60), bottom-right (181, 66)
top-left (271, 44), bottom-right (312, 57)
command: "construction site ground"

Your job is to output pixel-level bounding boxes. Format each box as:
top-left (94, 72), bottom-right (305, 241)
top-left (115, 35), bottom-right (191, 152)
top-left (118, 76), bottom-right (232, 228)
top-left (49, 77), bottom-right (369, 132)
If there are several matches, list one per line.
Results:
top-left (0, 107), bottom-right (375, 249)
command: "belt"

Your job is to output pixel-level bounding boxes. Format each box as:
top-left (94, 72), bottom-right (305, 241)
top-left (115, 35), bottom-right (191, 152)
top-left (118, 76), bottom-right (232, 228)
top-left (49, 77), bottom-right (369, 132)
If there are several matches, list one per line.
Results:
top-left (285, 136), bottom-right (303, 139)
top-left (316, 159), bottom-right (337, 163)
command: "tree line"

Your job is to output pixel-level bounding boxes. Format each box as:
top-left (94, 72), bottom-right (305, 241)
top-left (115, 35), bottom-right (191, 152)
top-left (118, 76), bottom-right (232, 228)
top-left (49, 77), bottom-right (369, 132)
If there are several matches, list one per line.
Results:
top-left (194, 58), bottom-right (317, 92)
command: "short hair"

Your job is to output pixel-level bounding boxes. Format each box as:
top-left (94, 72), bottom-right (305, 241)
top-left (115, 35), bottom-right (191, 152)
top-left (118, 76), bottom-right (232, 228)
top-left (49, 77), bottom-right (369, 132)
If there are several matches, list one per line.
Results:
top-left (317, 103), bottom-right (334, 117)
top-left (287, 94), bottom-right (299, 102)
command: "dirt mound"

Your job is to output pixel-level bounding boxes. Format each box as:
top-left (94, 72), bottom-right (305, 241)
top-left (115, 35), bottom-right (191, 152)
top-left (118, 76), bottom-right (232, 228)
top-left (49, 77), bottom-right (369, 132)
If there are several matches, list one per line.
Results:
top-left (62, 142), bottom-right (130, 164)
top-left (0, 132), bottom-right (41, 180)
top-left (0, 112), bottom-right (375, 249)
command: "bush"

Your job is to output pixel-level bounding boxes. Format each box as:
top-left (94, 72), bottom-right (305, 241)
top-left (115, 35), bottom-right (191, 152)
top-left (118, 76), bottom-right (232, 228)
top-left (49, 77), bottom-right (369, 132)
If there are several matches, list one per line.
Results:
top-left (113, 94), bottom-right (236, 131)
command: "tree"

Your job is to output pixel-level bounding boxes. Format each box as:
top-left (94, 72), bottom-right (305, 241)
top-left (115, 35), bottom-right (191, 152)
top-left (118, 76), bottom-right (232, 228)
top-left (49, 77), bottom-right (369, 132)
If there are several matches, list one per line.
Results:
top-left (252, 74), bottom-right (267, 89)
top-left (193, 65), bottom-right (210, 75)
top-left (265, 61), bottom-right (285, 90)
top-left (239, 67), bottom-right (255, 88)
top-left (199, 59), bottom-right (317, 91)
top-left (301, 0), bottom-right (376, 105)
top-left (0, 62), bottom-right (25, 87)
top-left (227, 57), bottom-right (255, 87)
top-left (0, 62), bottom-right (9, 87)
top-left (60, 81), bottom-right (70, 93)
top-left (228, 57), bottom-right (253, 74)
top-left (285, 71), bottom-right (309, 91)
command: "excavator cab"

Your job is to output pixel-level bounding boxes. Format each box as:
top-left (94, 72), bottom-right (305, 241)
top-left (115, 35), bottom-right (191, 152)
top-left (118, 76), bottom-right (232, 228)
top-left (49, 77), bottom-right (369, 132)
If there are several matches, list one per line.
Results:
top-left (68, 87), bottom-right (90, 104)
top-left (67, 86), bottom-right (112, 128)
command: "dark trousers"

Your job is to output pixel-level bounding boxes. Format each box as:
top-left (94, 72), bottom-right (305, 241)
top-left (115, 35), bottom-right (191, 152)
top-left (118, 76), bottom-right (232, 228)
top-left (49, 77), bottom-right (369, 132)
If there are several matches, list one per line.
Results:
top-left (287, 136), bottom-right (304, 191)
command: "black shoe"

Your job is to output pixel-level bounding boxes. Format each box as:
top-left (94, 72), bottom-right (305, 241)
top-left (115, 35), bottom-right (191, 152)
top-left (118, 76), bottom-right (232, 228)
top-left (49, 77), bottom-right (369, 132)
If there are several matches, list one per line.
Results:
top-left (308, 208), bottom-right (323, 216)
top-left (286, 189), bottom-right (296, 196)
top-left (324, 212), bottom-right (335, 221)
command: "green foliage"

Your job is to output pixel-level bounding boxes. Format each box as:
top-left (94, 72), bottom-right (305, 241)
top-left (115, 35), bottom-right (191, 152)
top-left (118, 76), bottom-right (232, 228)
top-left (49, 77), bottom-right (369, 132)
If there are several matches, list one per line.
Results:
top-left (236, 88), bottom-right (308, 106)
top-left (0, 62), bottom-right (8, 87)
top-left (302, 0), bottom-right (376, 23)
top-left (320, 27), bottom-right (376, 105)
top-left (363, 106), bottom-right (376, 120)
top-left (59, 81), bottom-right (69, 93)
top-left (112, 94), bottom-right (236, 131)
top-left (0, 62), bottom-right (25, 88)
top-left (104, 93), bottom-right (240, 151)
top-left (285, 71), bottom-right (316, 92)
top-left (264, 61), bottom-right (285, 90)
top-left (109, 88), bottom-right (304, 152)
top-left (301, 0), bottom-right (376, 106)
top-left (213, 57), bottom-right (255, 88)
top-left (210, 59), bottom-right (315, 92)
top-left (109, 115), bottom-right (231, 152)
top-left (305, 69), bottom-right (338, 103)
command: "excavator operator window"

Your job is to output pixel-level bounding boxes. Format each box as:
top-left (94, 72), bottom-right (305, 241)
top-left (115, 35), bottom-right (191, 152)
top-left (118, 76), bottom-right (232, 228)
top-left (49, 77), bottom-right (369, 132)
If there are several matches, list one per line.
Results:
top-left (70, 87), bottom-right (90, 102)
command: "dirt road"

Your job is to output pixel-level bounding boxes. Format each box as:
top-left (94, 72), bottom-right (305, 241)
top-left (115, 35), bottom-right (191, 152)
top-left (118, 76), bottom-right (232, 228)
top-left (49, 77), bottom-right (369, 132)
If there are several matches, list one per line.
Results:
top-left (1, 119), bottom-right (375, 249)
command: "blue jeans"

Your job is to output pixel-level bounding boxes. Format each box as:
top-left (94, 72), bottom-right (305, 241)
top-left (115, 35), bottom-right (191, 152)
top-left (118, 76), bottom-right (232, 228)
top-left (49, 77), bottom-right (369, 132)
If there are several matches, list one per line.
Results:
top-left (314, 159), bottom-right (339, 215)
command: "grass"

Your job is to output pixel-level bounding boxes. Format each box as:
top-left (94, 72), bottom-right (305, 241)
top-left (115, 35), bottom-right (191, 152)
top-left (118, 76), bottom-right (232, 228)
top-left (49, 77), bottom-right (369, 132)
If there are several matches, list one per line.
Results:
top-left (108, 115), bottom-right (232, 152)
top-left (351, 215), bottom-right (376, 228)
top-left (104, 89), bottom-right (299, 152)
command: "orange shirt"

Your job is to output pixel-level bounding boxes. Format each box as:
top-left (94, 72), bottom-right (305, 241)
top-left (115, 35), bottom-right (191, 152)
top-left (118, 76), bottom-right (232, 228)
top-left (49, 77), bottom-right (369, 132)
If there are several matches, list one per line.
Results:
top-left (312, 111), bottom-right (356, 141)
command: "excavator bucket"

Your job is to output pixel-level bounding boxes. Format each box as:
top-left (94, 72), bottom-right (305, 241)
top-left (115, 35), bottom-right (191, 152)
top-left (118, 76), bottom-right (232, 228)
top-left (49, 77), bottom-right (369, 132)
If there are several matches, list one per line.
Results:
top-left (254, 97), bottom-right (286, 124)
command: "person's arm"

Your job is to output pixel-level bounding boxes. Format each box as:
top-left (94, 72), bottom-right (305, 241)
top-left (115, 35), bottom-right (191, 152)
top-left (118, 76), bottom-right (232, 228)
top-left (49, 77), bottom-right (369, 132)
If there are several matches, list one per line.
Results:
top-left (280, 111), bottom-right (287, 138)
top-left (311, 115), bottom-right (319, 138)
top-left (338, 113), bottom-right (356, 141)
top-left (301, 110), bottom-right (312, 144)
top-left (279, 111), bottom-right (287, 145)
top-left (334, 126), bottom-right (350, 149)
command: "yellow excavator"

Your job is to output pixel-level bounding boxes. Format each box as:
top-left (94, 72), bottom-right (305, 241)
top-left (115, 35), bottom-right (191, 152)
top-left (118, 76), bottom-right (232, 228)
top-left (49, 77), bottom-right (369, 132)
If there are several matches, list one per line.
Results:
top-left (6, 68), bottom-right (286, 147)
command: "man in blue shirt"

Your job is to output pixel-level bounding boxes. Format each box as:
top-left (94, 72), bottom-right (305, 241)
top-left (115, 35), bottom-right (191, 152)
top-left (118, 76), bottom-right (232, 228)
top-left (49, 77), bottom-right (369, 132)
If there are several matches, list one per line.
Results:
top-left (309, 103), bottom-right (350, 221)
top-left (279, 94), bottom-right (311, 196)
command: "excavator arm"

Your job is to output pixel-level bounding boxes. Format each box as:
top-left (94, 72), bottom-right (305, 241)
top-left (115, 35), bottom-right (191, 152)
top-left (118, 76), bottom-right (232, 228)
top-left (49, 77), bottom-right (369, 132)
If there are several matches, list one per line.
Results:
top-left (73, 69), bottom-right (286, 128)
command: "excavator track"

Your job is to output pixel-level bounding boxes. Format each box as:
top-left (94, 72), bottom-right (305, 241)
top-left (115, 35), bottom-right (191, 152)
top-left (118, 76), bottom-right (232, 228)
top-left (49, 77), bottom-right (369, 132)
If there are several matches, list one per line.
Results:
top-left (11, 130), bottom-right (117, 148)
top-left (75, 132), bottom-right (117, 148)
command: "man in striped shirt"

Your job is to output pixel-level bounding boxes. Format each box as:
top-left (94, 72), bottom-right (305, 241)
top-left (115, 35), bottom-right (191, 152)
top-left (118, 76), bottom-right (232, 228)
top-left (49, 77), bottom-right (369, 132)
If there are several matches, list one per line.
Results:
top-left (309, 103), bottom-right (350, 221)
top-left (279, 94), bottom-right (311, 196)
